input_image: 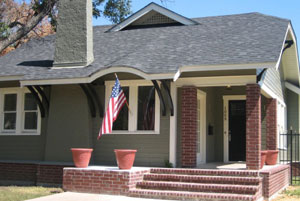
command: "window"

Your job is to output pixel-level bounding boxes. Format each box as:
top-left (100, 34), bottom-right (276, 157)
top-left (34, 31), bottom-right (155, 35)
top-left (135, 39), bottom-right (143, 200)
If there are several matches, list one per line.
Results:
top-left (23, 93), bottom-right (38, 130)
top-left (137, 86), bottom-right (155, 130)
top-left (105, 80), bottom-right (160, 134)
top-left (3, 94), bottom-right (17, 130)
top-left (113, 87), bottom-right (129, 131)
top-left (0, 88), bottom-right (41, 135)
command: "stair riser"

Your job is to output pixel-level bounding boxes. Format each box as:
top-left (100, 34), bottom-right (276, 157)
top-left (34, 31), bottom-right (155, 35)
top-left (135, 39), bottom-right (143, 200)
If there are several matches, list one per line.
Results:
top-left (129, 190), bottom-right (256, 201)
top-left (144, 175), bottom-right (260, 185)
top-left (137, 183), bottom-right (257, 195)
top-left (150, 169), bottom-right (259, 177)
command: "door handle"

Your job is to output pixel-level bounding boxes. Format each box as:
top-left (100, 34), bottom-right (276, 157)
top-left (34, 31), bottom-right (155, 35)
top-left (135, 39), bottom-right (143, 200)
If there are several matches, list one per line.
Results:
top-left (228, 130), bottom-right (231, 142)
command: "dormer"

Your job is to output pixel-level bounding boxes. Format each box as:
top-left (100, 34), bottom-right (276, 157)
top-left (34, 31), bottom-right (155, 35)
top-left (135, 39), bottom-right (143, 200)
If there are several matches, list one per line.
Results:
top-left (108, 2), bottom-right (197, 32)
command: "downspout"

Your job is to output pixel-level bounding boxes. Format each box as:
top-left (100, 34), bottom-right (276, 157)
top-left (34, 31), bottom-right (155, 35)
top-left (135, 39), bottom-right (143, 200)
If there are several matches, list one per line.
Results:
top-left (256, 40), bottom-right (294, 83)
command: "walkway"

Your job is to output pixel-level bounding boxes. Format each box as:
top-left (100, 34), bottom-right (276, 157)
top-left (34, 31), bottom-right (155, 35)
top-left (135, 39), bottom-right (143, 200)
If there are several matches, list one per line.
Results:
top-left (26, 192), bottom-right (175, 201)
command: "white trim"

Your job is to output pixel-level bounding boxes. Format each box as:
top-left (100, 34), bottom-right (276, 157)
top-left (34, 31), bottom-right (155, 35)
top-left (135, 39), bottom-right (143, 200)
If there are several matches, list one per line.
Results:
top-left (197, 89), bottom-right (206, 165)
top-left (275, 26), bottom-right (290, 70)
top-left (285, 81), bottom-right (300, 95)
top-left (108, 3), bottom-right (197, 32)
top-left (0, 87), bottom-right (41, 136)
top-left (20, 63), bottom-right (272, 87)
top-left (20, 67), bottom-right (174, 87)
top-left (169, 82), bottom-right (177, 167)
top-left (0, 76), bottom-right (23, 82)
top-left (174, 62), bottom-right (275, 81)
top-left (260, 83), bottom-right (286, 107)
top-left (104, 79), bottom-right (160, 134)
top-left (288, 23), bottom-right (300, 86)
top-left (175, 75), bottom-right (256, 87)
top-left (223, 95), bottom-right (246, 163)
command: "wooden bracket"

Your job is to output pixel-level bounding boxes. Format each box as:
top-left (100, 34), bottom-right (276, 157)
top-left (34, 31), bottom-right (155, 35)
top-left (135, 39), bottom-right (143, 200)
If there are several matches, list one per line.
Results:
top-left (161, 80), bottom-right (174, 116)
top-left (152, 80), bottom-right (166, 116)
top-left (27, 86), bottom-right (46, 118)
top-left (79, 84), bottom-right (96, 118)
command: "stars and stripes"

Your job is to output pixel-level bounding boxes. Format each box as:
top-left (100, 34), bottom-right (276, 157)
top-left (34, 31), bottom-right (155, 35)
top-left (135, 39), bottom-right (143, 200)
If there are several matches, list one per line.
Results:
top-left (98, 76), bottom-right (127, 139)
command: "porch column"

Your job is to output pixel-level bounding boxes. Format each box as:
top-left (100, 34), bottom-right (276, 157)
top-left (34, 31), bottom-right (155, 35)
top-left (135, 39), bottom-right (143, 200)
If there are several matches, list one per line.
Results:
top-left (266, 99), bottom-right (277, 150)
top-left (246, 84), bottom-right (261, 170)
top-left (181, 86), bottom-right (197, 168)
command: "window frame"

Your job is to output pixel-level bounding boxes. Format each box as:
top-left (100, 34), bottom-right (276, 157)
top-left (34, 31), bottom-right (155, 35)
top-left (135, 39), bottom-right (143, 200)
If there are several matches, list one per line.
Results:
top-left (0, 88), bottom-right (41, 136)
top-left (105, 80), bottom-right (160, 134)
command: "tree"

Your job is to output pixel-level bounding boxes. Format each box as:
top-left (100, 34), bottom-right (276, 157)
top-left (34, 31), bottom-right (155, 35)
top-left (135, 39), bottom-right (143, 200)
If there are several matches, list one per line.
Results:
top-left (0, 0), bottom-right (55, 55)
top-left (0, 0), bottom-right (132, 55)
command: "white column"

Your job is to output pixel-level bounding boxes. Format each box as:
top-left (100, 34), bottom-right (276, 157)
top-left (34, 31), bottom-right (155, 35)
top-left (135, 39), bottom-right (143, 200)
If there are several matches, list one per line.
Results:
top-left (169, 82), bottom-right (177, 167)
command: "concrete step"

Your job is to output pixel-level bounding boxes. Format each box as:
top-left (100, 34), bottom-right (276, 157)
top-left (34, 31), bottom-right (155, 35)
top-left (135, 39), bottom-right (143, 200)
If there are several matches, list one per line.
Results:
top-left (150, 168), bottom-right (259, 177)
top-left (144, 173), bottom-right (261, 185)
top-left (136, 181), bottom-right (259, 195)
top-left (129, 188), bottom-right (258, 201)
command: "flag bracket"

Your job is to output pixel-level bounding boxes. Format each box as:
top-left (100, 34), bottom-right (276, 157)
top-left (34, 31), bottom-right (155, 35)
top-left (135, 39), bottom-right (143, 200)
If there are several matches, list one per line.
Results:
top-left (27, 86), bottom-right (46, 118)
top-left (152, 80), bottom-right (167, 116)
top-left (79, 84), bottom-right (96, 118)
top-left (161, 80), bottom-right (174, 116)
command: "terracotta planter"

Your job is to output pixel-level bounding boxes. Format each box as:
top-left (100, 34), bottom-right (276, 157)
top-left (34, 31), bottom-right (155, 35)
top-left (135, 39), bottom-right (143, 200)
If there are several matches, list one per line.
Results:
top-left (114, 149), bottom-right (137, 170)
top-left (266, 150), bottom-right (279, 165)
top-left (71, 148), bottom-right (93, 168)
top-left (261, 151), bottom-right (267, 169)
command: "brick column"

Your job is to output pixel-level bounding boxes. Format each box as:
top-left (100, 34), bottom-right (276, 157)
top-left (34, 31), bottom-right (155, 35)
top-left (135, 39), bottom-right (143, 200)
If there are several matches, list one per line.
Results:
top-left (246, 84), bottom-right (261, 170)
top-left (266, 99), bottom-right (277, 150)
top-left (181, 86), bottom-right (197, 168)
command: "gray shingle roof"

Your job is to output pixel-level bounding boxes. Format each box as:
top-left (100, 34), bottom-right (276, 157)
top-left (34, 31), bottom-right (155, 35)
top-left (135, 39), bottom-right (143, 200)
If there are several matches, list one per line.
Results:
top-left (0, 12), bottom-right (290, 82)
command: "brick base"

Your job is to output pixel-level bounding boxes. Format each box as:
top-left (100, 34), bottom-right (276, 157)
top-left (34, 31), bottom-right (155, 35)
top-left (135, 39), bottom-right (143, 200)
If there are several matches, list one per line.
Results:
top-left (63, 167), bottom-right (150, 195)
top-left (0, 162), bottom-right (72, 186)
top-left (260, 165), bottom-right (289, 200)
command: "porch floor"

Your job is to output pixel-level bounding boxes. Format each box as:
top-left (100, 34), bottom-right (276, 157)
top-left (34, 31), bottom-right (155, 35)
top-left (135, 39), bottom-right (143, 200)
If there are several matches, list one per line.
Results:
top-left (197, 162), bottom-right (281, 170)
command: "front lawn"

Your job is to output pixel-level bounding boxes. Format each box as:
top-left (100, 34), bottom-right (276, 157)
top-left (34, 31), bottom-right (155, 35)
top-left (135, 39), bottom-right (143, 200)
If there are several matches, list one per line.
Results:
top-left (274, 186), bottom-right (300, 201)
top-left (0, 186), bottom-right (63, 201)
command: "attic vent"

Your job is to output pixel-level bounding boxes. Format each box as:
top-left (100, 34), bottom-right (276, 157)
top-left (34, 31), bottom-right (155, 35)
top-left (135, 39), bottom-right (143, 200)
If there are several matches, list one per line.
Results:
top-left (124, 10), bottom-right (182, 30)
top-left (132, 10), bottom-right (178, 26)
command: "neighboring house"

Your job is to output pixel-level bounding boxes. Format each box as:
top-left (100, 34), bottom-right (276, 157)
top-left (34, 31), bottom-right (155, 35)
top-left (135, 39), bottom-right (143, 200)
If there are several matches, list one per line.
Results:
top-left (0, 0), bottom-right (298, 189)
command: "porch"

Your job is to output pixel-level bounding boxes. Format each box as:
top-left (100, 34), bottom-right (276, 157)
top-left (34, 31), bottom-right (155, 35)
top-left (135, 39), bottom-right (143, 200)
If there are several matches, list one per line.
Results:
top-left (175, 83), bottom-right (279, 170)
top-left (63, 163), bottom-right (289, 201)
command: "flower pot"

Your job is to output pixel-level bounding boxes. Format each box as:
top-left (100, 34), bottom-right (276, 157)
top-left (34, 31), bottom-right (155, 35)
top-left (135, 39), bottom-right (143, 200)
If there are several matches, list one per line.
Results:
top-left (261, 151), bottom-right (267, 169)
top-left (71, 148), bottom-right (93, 168)
top-left (114, 149), bottom-right (137, 170)
top-left (266, 150), bottom-right (279, 165)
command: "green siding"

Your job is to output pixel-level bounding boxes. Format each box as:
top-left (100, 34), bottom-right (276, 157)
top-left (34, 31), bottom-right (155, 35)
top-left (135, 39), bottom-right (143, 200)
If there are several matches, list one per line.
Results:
top-left (0, 87), bottom-right (49, 161)
top-left (287, 89), bottom-right (299, 132)
top-left (92, 85), bottom-right (170, 167)
top-left (44, 85), bottom-right (92, 162)
top-left (262, 67), bottom-right (284, 101)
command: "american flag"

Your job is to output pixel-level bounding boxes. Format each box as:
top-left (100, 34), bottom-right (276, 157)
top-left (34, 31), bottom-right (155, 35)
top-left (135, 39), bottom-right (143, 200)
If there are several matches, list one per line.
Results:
top-left (98, 77), bottom-right (127, 139)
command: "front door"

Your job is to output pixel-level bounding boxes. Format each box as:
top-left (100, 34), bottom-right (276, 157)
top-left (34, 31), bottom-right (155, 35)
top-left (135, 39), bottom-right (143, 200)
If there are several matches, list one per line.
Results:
top-left (228, 100), bottom-right (246, 161)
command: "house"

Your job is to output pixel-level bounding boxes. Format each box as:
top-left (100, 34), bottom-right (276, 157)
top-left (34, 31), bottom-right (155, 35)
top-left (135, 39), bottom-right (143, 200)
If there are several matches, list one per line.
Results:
top-left (0, 0), bottom-right (298, 200)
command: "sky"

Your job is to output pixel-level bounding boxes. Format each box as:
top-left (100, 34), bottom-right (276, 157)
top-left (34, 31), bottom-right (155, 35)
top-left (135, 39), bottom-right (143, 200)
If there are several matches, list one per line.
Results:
top-left (93, 0), bottom-right (300, 53)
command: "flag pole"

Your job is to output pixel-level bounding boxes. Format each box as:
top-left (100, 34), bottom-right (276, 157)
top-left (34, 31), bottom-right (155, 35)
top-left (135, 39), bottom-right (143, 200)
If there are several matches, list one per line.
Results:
top-left (114, 73), bottom-right (131, 113)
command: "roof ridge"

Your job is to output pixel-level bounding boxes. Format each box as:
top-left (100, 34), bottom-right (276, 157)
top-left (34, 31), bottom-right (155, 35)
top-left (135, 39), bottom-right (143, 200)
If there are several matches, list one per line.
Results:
top-left (191, 12), bottom-right (290, 22)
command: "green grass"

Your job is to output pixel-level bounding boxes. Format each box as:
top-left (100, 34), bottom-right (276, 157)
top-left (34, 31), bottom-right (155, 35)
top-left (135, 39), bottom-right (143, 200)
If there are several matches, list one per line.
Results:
top-left (292, 176), bottom-right (300, 185)
top-left (0, 186), bottom-right (63, 201)
top-left (284, 187), bottom-right (300, 197)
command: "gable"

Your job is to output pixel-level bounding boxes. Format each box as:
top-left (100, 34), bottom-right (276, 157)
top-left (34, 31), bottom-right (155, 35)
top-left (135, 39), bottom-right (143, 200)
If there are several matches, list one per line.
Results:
top-left (125, 10), bottom-right (181, 29)
top-left (108, 2), bottom-right (197, 32)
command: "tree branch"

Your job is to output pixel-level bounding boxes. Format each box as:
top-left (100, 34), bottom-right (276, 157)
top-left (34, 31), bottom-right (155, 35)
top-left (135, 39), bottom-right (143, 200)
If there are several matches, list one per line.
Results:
top-left (0, 0), bottom-right (56, 54)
